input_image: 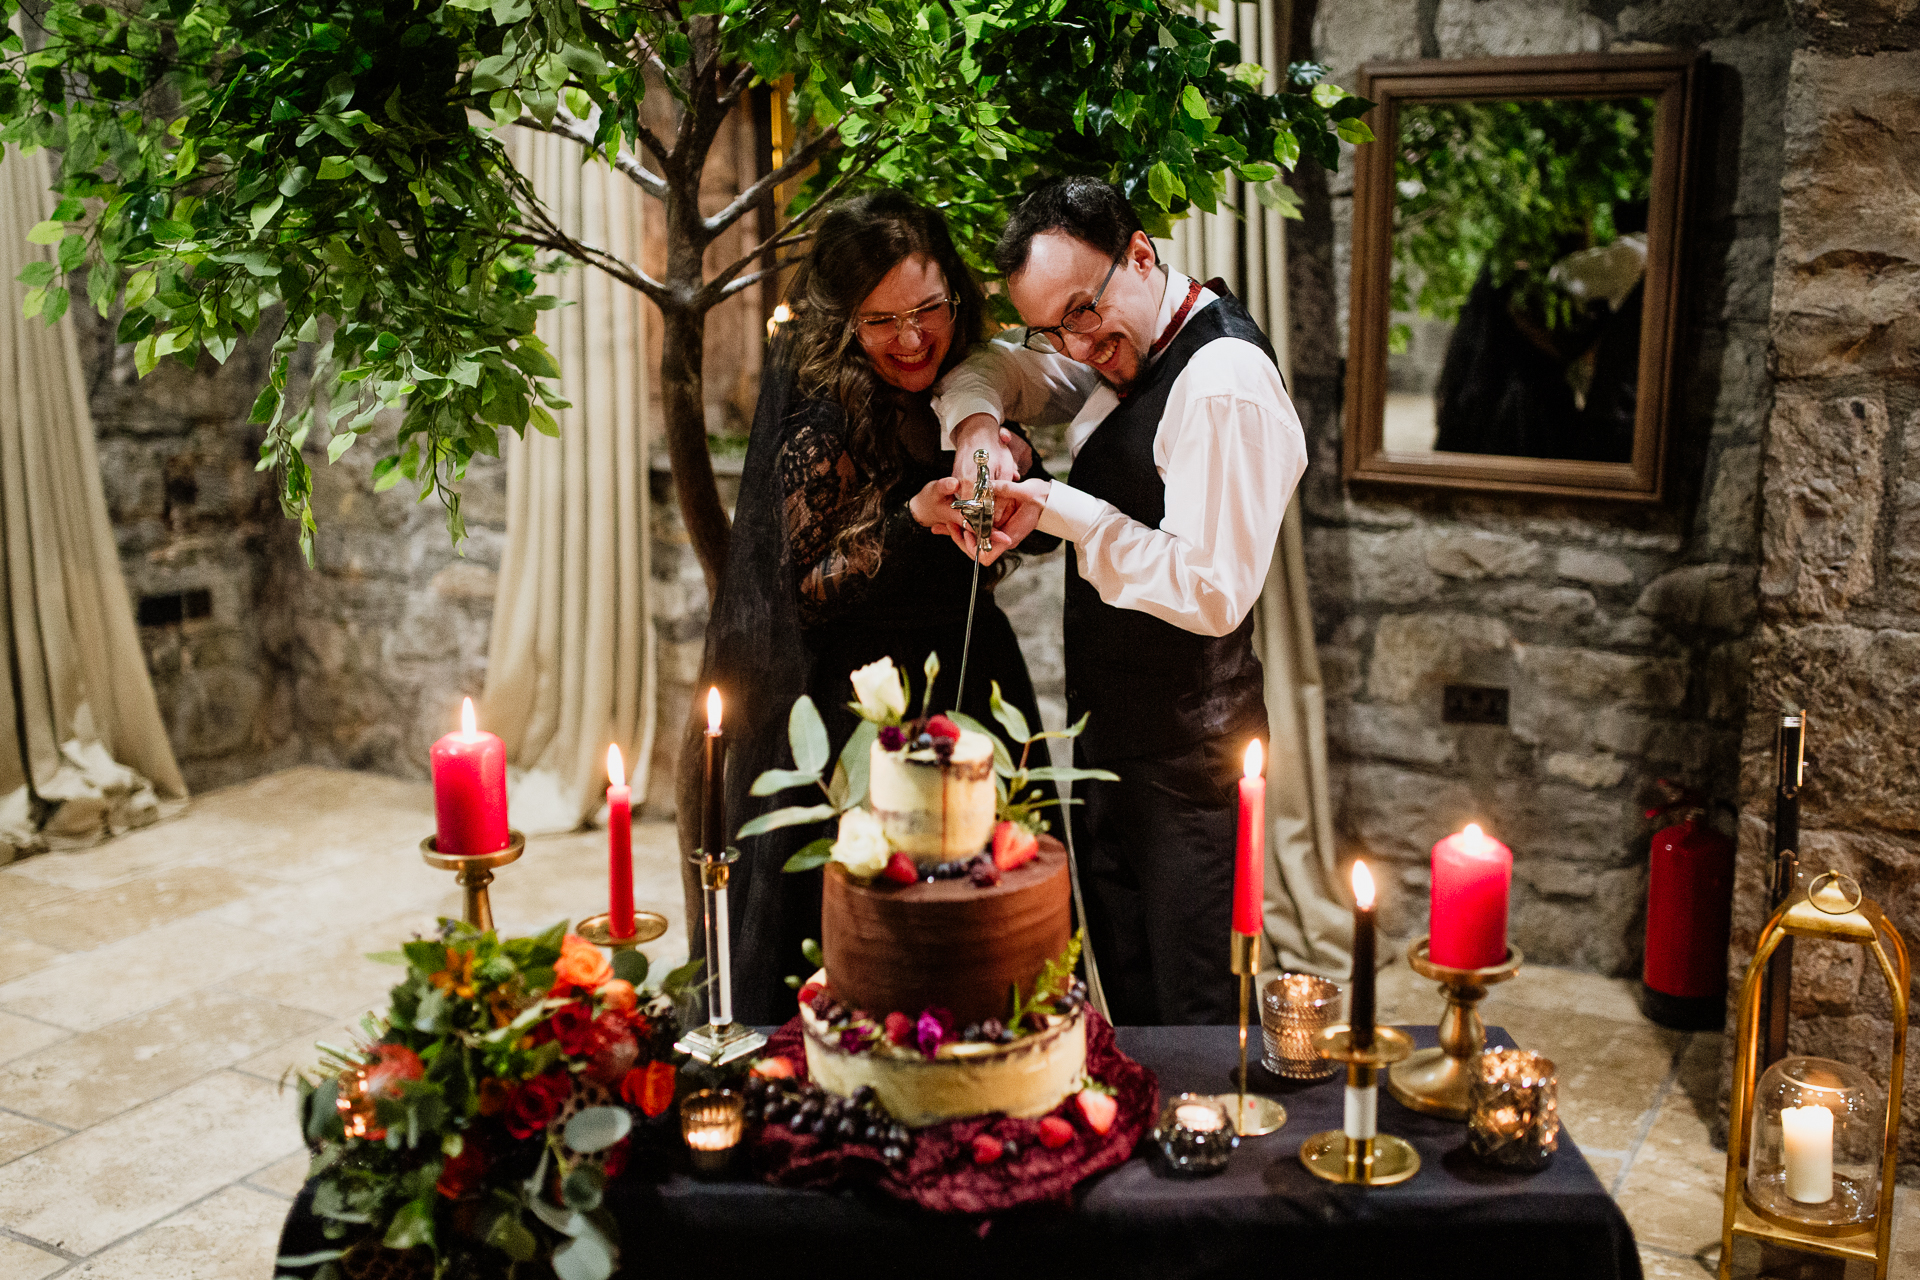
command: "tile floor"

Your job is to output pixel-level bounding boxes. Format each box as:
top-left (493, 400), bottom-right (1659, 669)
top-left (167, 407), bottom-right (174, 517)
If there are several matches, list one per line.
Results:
top-left (0, 767), bottom-right (1911, 1279)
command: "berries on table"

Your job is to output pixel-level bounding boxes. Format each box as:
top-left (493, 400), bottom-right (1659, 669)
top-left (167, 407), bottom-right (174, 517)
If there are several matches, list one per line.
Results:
top-left (971, 1134), bottom-right (1004, 1165)
top-left (1038, 1116), bottom-right (1075, 1149)
top-left (1075, 1089), bottom-right (1118, 1136)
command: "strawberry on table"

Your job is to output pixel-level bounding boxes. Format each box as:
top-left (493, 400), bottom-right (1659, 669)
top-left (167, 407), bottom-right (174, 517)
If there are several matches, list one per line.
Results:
top-left (1076, 1089), bottom-right (1117, 1135)
top-left (1037, 1116), bottom-right (1075, 1149)
top-left (991, 821), bottom-right (1038, 871)
top-left (971, 1134), bottom-right (1004, 1164)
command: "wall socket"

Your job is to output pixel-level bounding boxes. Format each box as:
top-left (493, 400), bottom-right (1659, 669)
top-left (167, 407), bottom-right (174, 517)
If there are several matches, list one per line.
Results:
top-left (1442, 684), bottom-right (1510, 726)
top-left (137, 589), bottom-right (213, 627)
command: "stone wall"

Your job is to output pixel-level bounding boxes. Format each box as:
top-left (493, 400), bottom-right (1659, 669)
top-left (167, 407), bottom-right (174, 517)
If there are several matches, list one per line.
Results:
top-left (1730, 0), bottom-right (1920, 1183)
top-left (1295, 0), bottom-right (1789, 972)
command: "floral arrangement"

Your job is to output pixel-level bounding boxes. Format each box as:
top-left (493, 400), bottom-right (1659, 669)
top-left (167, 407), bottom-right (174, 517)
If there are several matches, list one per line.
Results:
top-left (279, 921), bottom-right (699, 1280)
top-left (738, 653), bottom-right (1116, 879)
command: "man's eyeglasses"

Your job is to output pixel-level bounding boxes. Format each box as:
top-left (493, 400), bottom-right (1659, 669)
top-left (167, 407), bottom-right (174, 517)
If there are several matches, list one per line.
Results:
top-left (852, 296), bottom-right (958, 346)
top-left (1022, 249), bottom-right (1125, 354)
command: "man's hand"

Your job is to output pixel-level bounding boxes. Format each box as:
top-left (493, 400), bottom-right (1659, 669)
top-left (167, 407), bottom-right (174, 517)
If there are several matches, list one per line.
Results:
top-left (951, 413), bottom-right (1021, 486)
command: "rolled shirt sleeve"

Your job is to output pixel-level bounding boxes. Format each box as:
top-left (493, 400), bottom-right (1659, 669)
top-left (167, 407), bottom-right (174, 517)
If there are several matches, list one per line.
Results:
top-left (932, 339), bottom-right (1103, 443)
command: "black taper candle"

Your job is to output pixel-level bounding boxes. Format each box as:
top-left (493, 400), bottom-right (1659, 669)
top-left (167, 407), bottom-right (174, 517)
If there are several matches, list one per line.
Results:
top-left (1351, 861), bottom-right (1377, 1050)
top-left (701, 687), bottom-right (726, 856)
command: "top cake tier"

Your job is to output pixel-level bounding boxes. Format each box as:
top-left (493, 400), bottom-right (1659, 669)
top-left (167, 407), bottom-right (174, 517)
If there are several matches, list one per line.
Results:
top-left (868, 728), bottom-right (997, 864)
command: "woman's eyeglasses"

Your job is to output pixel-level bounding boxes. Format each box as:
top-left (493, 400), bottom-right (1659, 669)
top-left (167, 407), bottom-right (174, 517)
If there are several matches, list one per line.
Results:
top-left (852, 296), bottom-right (958, 346)
top-left (1022, 249), bottom-right (1125, 353)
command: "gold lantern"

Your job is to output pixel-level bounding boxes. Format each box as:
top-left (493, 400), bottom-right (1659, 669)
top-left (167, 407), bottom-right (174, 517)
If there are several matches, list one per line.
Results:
top-left (1721, 871), bottom-right (1909, 1279)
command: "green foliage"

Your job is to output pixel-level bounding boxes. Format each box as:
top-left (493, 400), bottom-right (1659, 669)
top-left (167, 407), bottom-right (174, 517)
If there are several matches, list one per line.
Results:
top-left (1010, 927), bottom-right (1084, 1028)
top-left (1390, 97), bottom-right (1656, 334)
top-left (0, 0), bottom-right (1357, 557)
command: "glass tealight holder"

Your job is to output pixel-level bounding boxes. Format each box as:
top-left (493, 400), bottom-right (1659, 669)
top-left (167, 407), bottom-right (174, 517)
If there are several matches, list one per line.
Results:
top-left (1151, 1092), bottom-right (1238, 1176)
top-left (680, 1088), bottom-right (746, 1177)
top-left (1261, 973), bottom-right (1341, 1081)
top-left (1745, 1055), bottom-right (1881, 1233)
top-left (1466, 1048), bottom-right (1559, 1172)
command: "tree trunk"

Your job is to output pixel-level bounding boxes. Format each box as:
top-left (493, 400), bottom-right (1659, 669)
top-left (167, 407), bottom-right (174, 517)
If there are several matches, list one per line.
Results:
top-left (657, 302), bottom-right (730, 597)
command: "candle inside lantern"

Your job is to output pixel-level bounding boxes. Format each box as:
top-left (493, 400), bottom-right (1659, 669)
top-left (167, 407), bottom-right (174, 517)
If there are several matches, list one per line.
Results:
top-left (1350, 860), bottom-right (1377, 1051)
top-left (1174, 1102), bottom-right (1225, 1133)
top-left (607, 743), bottom-right (634, 940)
top-left (1232, 739), bottom-right (1267, 936)
top-left (429, 698), bottom-right (509, 856)
top-left (1430, 822), bottom-right (1513, 970)
top-left (1782, 1104), bottom-right (1834, 1204)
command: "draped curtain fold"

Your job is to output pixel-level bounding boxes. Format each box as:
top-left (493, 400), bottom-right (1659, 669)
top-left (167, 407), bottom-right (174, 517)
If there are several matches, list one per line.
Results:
top-left (0, 146), bottom-right (186, 863)
top-left (1156, 0), bottom-right (1349, 978)
top-left (483, 130), bottom-right (656, 832)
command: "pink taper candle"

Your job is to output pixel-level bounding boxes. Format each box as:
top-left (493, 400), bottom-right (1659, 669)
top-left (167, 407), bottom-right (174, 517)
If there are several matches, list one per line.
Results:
top-left (1429, 822), bottom-right (1513, 969)
top-left (606, 744), bottom-right (634, 939)
top-left (429, 698), bottom-right (508, 856)
top-left (1232, 739), bottom-right (1267, 935)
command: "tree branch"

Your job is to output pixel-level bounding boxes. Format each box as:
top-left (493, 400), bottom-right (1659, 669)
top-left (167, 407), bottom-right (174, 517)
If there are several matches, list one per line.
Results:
top-left (510, 195), bottom-right (670, 305)
top-left (701, 126), bottom-right (840, 238)
top-left (717, 255), bottom-right (807, 300)
top-left (715, 60), bottom-right (755, 111)
top-left (511, 112), bottom-right (668, 201)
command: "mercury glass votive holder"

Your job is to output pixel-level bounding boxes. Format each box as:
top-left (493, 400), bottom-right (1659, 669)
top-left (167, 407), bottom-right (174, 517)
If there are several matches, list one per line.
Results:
top-left (1467, 1049), bottom-right (1560, 1172)
top-left (680, 1089), bottom-right (746, 1176)
top-left (1151, 1092), bottom-right (1239, 1176)
top-left (1260, 973), bottom-right (1341, 1081)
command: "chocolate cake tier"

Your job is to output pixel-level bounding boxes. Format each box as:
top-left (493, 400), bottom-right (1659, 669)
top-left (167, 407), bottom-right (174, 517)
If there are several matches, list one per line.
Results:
top-left (821, 836), bottom-right (1070, 1029)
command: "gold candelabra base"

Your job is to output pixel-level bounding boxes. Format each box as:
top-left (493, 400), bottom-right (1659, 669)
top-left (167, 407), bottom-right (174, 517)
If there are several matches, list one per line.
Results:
top-left (420, 831), bottom-right (525, 932)
top-left (1300, 1024), bottom-right (1421, 1186)
top-left (675, 1020), bottom-right (767, 1067)
top-left (575, 911), bottom-right (669, 949)
top-left (1387, 936), bottom-right (1523, 1121)
top-left (1212, 931), bottom-right (1287, 1136)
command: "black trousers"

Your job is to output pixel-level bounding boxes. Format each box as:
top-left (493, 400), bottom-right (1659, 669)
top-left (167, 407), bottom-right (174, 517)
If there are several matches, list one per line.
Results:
top-left (1073, 734), bottom-right (1244, 1026)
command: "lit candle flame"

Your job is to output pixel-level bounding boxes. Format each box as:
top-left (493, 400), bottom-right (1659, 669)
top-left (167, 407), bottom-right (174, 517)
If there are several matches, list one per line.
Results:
top-left (1463, 821), bottom-right (1486, 852)
top-left (707, 686), bottom-right (723, 735)
top-left (765, 301), bottom-right (792, 340)
top-left (1243, 738), bottom-right (1264, 780)
top-left (460, 697), bottom-right (477, 738)
top-left (607, 743), bottom-right (625, 787)
top-left (1352, 860), bottom-right (1375, 911)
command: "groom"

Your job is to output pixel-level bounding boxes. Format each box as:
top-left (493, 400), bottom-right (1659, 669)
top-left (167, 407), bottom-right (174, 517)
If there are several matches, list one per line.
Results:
top-left (933, 177), bottom-right (1306, 1025)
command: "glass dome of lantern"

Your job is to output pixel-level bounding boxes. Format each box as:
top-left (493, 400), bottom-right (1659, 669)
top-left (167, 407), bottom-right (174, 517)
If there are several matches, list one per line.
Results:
top-left (1746, 1055), bottom-right (1881, 1233)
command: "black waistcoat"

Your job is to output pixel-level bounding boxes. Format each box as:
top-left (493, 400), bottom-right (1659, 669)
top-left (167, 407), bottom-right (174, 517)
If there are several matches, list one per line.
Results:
top-left (1063, 290), bottom-right (1274, 764)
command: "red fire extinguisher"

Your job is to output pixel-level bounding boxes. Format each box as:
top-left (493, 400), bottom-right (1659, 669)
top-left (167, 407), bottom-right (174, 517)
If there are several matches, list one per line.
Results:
top-left (1640, 780), bottom-right (1737, 1030)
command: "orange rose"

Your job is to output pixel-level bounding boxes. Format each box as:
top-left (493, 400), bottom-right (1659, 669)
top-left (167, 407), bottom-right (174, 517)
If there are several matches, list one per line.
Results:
top-left (620, 1059), bottom-right (677, 1118)
top-left (555, 934), bottom-right (612, 989)
top-left (597, 979), bottom-right (637, 1012)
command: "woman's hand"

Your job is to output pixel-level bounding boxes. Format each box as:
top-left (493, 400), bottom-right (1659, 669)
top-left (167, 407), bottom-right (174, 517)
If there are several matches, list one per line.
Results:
top-left (909, 476), bottom-right (966, 532)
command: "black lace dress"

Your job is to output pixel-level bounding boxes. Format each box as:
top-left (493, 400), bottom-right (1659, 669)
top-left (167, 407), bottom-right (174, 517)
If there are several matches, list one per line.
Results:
top-left (699, 342), bottom-right (1057, 1025)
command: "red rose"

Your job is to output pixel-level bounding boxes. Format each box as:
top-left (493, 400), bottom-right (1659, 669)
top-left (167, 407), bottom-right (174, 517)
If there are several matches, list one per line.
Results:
top-left (601, 1137), bottom-right (631, 1179)
top-left (505, 1072), bottom-right (572, 1138)
top-left (550, 1002), bottom-right (598, 1056)
top-left (583, 1016), bottom-right (639, 1087)
top-left (620, 1059), bottom-right (677, 1118)
top-left (363, 1043), bottom-right (425, 1098)
top-left (436, 1141), bottom-right (490, 1199)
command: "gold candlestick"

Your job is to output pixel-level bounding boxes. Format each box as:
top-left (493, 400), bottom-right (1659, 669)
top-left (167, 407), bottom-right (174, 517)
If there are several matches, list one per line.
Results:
top-left (575, 911), bottom-right (669, 949)
top-left (1386, 937), bottom-right (1523, 1121)
top-left (1299, 1024), bottom-right (1420, 1186)
top-left (420, 831), bottom-right (525, 931)
top-left (1213, 931), bottom-right (1287, 1137)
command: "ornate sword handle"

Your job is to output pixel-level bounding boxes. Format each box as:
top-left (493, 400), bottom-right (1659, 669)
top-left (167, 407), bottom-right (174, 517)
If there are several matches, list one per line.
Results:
top-left (950, 447), bottom-right (994, 543)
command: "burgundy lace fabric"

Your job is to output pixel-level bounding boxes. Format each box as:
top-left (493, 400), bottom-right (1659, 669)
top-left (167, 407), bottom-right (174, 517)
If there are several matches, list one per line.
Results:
top-left (749, 1010), bottom-right (1158, 1214)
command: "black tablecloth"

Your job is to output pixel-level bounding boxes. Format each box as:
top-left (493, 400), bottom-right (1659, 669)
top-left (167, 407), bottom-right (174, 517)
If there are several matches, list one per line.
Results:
top-left (280, 1025), bottom-right (1640, 1280)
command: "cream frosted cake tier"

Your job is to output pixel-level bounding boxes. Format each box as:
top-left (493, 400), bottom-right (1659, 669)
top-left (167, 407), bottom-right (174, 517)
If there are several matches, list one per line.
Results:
top-left (798, 969), bottom-right (1087, 1127)
top-left (868, 728), bottom-right (996, 863)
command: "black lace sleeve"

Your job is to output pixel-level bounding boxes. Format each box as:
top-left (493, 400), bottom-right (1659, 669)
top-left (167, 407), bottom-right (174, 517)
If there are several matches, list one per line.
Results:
top-left (778, 403), bottom-right (922, 629)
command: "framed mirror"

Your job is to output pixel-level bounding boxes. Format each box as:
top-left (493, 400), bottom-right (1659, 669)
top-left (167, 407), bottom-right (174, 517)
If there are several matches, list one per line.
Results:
top-left (1342, 53), bottom-right (1699, 501)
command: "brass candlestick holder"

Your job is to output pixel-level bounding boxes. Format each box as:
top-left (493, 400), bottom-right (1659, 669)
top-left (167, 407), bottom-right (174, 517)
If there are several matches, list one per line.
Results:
top-left (575, 911), bottom-right (669, 949)
top-left (421, 831), bottom-right (526, 931)
top-left (1214, 930), bottom-right (1287, 1137)
top-left (674, 846), bottom-right (766, 1066)
top-left (1387, 936), bottom-right (1523, 1121)
top-left (1300, 1024), bottom-right (1420, 1186)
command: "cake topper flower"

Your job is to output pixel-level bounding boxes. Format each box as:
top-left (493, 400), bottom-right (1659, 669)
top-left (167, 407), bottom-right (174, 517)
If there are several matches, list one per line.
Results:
top-left (849, 656), bottom-right (908, 724)
top-left (829, 806), bottom-right (890, 880)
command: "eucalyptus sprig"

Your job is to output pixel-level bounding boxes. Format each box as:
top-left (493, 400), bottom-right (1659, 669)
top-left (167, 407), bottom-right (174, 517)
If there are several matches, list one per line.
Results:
top-left (948, 682), bottom-right (1119, 835)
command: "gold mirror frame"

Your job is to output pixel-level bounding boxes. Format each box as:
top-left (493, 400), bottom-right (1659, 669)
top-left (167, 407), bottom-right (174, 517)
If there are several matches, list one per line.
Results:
top-left (1342, 52), bottom-right (1700, 502)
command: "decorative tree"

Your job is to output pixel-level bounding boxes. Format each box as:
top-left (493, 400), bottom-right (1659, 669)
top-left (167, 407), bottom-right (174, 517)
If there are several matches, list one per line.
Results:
top-left (0, 0), bottom-right (1366, 589)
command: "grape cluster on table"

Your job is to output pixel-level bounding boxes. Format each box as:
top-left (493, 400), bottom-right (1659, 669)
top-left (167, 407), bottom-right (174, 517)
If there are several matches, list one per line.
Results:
top-left (744, 1077), bottom-right (913, 1166)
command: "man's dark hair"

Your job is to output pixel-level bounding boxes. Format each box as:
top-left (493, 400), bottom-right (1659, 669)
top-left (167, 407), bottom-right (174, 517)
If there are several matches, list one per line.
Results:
top-left (994, 176), bottom-right (1145, 278)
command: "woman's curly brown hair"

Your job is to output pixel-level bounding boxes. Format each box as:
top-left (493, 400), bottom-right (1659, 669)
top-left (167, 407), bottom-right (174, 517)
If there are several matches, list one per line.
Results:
top-left (783, 191), bottom-right (990, 575)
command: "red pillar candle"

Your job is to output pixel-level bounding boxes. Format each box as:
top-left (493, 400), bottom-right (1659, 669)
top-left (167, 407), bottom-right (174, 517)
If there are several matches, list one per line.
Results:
top-left (430, 698), bottom-right (508, 856)
top-left (1350, 860), bottom-right (1377, 1050)
top-left (1429, 822), bottom-right (1513, 970)
top-left (1232, 739), bottom-right (1267, 935)
top-left (606, 744), bottom-right (635, 940)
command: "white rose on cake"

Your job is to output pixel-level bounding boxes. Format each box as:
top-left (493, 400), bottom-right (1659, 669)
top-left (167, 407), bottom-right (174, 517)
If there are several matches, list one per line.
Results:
top-left (830, 806), bottom-right (890, 879)
top-left (849, 657), bottom-right (908, 723)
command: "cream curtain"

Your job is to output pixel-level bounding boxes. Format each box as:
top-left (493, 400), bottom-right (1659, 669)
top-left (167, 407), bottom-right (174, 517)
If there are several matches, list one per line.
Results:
top-left (0, 147), bottom-right (186, 864)
top-left (1157, 0), bottom-right (1349, 978)
top-left (483, 129), bottom-right (656, 832)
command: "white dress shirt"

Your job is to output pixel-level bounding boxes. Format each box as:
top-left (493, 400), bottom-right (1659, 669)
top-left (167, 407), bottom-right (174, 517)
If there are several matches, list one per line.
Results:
top-left (932, 270), bottom-right (1308, 638)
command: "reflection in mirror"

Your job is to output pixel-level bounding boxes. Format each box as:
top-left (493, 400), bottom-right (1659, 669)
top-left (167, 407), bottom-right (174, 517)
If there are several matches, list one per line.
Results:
top-left (1384, 97), bottom-right (1658, 462)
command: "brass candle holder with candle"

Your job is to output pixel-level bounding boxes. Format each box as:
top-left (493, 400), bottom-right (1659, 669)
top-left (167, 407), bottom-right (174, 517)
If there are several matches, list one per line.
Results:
top-left (423, 697), bottom-right (523, 931)
top-left (577, 743), bottom-right (668, 948)
top-left (675, 687), bottom-right (767, 1067)
top-left (1388, 937), bottom-right (1523, 1120)
top-left (1300, 860), bottom-right (1421, 1186)
top-left (1212, 738), bottom-right (1286, 1138)
top-left (1720, 870), bottom-right (1908, 1279)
